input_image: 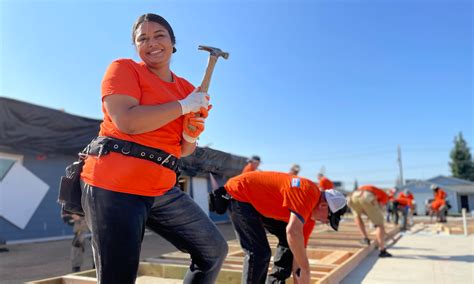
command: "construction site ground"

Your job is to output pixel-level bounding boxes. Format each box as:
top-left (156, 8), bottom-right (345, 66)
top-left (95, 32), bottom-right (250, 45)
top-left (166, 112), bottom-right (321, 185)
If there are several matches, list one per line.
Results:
top-left (342, 221), bottom-right (474, 283)
top-left (1, 217), bottom-right (473, 284)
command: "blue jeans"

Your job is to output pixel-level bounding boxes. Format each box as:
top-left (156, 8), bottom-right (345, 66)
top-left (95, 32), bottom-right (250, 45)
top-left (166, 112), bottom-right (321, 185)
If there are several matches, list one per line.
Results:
top-left (146, 187), bottom-right (228, 283)
top-left (82, 183), bottom-right (227, 284)
top-left (228, 199), bottom-right (293, 284)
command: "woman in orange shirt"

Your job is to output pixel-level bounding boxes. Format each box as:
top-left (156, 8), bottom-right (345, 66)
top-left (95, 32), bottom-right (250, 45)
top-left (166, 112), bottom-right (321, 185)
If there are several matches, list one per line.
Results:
top-left (80, 14), bottom-right (227, 283)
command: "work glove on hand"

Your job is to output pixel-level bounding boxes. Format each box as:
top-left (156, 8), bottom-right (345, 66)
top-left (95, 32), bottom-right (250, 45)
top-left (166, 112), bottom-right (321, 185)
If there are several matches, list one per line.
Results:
top-left (178, 88), bottom-right (209, 115)
top-left (182, 102), bottom-right (213, 142)
top-left (197, 104), bottom-right (212, 119)
top-left (183, 116), bottom-right (205, 143)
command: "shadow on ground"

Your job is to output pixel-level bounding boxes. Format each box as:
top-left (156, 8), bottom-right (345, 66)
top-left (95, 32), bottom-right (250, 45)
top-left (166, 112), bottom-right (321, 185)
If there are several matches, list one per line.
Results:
top-left (392, 254), bottom-right (474, 263)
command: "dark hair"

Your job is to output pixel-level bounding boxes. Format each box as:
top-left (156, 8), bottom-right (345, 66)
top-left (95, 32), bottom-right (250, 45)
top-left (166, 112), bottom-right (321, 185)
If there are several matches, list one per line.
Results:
top-left (132, 13), bottom-right (177, 53)
top-left (249, 155), bottom-right (261, 163)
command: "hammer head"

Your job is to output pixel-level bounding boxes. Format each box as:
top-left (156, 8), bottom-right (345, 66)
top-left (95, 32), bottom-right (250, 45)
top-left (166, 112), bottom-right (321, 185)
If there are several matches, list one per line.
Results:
top-left (198, 45), bottom-right (229, 59)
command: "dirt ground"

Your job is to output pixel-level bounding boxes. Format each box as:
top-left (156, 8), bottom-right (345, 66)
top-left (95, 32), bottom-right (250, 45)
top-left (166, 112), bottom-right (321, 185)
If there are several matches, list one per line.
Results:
top-left (0, 223), bottom-right (236, 284)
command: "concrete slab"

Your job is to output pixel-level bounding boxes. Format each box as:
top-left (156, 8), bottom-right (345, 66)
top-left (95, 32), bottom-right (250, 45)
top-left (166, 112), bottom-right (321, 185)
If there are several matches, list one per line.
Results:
top-left (341, 233), bottom-right (474, 284)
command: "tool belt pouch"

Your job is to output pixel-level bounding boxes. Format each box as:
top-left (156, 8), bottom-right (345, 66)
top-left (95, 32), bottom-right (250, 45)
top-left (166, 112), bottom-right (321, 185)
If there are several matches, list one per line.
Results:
top-left (58, 158), bottom-right (85, 216)
top-left (208, 187), bottom-right (230, 215)
top-left (58, 136), bottom-right (180, 216)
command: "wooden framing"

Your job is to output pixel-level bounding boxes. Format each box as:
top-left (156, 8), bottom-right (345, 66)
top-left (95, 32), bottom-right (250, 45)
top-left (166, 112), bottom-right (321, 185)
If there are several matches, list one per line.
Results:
top-left (28, 218), bottom-right (400, 283)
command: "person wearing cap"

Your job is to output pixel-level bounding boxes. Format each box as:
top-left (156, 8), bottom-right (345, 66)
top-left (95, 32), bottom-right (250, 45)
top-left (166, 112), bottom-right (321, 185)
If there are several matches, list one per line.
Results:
top-left (241, 155), bottom-right (261, 174)
top-left (289, 164), bottom-right (301, 175)
top-left (347, 185), bottom-right (392, 257)
top-left (317, 173), bottom-right (334, 191)
top-left (430, 184), bottom-right (447, 222)
top-left (222, 171), bottom-right (347, 284)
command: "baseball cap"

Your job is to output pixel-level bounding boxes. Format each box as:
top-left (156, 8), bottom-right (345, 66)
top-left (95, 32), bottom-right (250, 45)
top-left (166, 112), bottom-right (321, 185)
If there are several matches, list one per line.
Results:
top-left (324, 189), bottom-right (348, 231)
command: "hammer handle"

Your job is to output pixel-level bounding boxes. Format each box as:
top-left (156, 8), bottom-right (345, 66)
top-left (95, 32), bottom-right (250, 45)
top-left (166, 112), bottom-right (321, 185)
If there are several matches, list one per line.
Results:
top-left (186, 56), bottom-right (218, 134)
top-left (200, 56), bottom-right (218, 93)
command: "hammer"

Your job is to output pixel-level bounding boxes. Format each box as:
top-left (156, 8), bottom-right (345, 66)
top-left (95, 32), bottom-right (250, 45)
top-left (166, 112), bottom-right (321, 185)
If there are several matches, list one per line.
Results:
top-left (188, 45), bottom-right (229, 131)
top-left (198, 45), bottom-right (229, 93)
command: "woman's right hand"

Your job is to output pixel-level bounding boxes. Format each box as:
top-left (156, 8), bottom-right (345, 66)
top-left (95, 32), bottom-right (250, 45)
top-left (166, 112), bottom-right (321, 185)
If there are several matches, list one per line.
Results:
top-left (178, 88), bottom-right (209, 115)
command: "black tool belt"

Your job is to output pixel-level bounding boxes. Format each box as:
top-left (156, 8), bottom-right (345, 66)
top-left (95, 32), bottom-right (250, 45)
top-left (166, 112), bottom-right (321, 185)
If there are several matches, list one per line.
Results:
top-left (87, 136), bottom-right (180, 172)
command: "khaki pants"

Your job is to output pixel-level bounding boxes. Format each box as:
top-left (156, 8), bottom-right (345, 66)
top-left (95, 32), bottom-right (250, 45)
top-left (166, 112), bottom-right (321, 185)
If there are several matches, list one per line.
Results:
top-left (71, 218), bottom-right (89, 269)
top-left (348, 191), bottom-right (384, 226)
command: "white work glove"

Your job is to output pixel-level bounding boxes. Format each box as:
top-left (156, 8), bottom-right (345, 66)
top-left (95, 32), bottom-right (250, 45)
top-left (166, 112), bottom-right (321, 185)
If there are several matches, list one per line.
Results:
top-left (178, 88), bottom-right (209, 115)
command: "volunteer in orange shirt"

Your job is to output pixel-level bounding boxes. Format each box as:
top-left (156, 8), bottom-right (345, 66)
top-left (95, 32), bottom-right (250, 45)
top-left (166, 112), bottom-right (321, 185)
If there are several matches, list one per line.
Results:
top-left (347, 185), bottom-right (392, 257)
top-left (397, 190), bottom-right (414, 206)
top-left (223, 171), bottom-right (347, 284)
top-left (430, 185), bottom-right (448, 222)
top-left (317, 173), bottom-right (334, 191)
top-left (241, 155), bottom-right (261, 173)
top-left (80, 14), bottom-right (226, 284)
top-left (394, 189), bottom-right (414, 230)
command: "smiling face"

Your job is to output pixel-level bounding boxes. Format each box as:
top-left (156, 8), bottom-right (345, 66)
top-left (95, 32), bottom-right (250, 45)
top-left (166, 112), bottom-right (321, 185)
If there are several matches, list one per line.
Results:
top-left (134, 21), bottom-right (174, 72)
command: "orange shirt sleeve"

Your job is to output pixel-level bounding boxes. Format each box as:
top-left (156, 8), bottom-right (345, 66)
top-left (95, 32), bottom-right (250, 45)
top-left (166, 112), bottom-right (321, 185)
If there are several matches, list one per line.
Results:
top-left (101, 59), bottom-right (141, 101)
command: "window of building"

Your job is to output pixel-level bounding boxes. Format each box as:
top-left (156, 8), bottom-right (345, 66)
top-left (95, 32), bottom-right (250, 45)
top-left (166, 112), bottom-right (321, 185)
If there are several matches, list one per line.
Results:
top-left (0, 153), bottom-right (23, 182)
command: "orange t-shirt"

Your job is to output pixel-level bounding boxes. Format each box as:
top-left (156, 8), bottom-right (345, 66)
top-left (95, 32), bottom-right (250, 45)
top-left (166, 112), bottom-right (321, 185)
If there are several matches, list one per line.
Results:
top-left (396, 192), bottom-right (414, 207)
top-left (358, 185), bottom-right (389, 205)
top-left (81, 59), bottom-right (194, 196)
top-left (319, 177), bottom-right (334, 191)
top-left (388, 191), bottom-right (395, 201)
top-left (434, 188), bottom-right (446, 200)
top-left (225, 171), bottom-right (321, 244)
top-left (241, 163), bottom-right (256, 174)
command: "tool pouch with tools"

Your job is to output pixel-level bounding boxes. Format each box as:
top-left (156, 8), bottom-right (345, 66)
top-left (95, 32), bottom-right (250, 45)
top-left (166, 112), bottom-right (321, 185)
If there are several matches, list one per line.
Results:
top-left (208, 186), bottom-right (231, 215)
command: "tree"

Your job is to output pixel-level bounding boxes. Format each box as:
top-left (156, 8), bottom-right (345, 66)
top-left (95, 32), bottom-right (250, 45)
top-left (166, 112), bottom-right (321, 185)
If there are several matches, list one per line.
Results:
top-left (353, 179), bottom-right (359, 191)
top-left (449, 132), bottom-right (474, 181)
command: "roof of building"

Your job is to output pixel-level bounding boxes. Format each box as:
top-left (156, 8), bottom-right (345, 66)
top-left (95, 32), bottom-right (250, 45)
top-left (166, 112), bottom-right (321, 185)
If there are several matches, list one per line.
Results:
top-left (403, 175), bottom-right (474, 194)
top-left (0, 97), bottom-right (246, 178)
top-left (427, 175), bottom-right (474, 186)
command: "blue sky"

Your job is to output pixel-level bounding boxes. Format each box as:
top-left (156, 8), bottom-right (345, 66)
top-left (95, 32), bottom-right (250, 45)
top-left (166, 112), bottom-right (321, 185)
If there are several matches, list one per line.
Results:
top-left (1, 0), bottom-right (472, 189)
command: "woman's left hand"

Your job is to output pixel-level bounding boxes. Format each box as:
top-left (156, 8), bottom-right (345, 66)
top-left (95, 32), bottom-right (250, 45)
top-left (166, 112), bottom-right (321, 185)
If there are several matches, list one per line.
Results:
top-left (183, 115), bottom-right (205, 143)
